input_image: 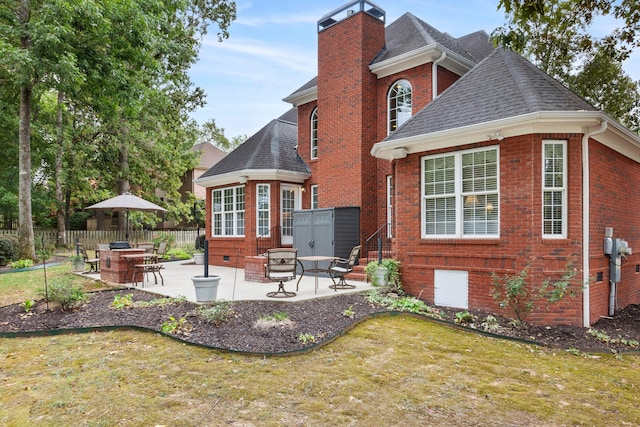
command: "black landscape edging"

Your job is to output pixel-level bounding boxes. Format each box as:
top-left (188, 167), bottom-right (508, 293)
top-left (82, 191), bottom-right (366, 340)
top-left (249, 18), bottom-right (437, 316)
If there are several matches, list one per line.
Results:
top-left (3, 307), bottom-right (637, 357)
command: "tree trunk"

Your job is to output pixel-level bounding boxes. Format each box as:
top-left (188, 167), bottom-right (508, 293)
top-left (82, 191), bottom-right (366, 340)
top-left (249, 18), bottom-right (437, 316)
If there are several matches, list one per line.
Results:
top-left (18, 84), bottom-right (35, 259)
top-left (55, 90), bottom-right (67, 247)
top-left (17, 0), bottom-right (35, 259)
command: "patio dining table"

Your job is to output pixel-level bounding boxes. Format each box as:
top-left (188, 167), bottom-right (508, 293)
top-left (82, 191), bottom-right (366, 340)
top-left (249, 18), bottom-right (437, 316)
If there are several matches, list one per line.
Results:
top-left (296, 255), bottom-right (337, 295)
top-left (121, 253), bottom-right (160, 285)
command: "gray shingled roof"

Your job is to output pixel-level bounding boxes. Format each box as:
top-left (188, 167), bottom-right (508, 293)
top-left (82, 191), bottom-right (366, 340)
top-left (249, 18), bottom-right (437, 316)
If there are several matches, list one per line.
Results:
top-left (198, 108), bottom-right (310, 179)
top-left (285, 12), bottom-right (491, 101)
top-left (384, 48), bottom-right (598, 142)
top-left (371, 13), bottom-right (476, 64)
top-left (456, 30), bottom-right (494, 64)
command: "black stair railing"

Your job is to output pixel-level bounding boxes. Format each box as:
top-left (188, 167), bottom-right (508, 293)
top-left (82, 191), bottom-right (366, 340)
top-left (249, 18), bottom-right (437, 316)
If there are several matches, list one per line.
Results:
top-left (256, 225), bottom-right (281, 255)
top-left (364, 223), bottom-right (392, 264)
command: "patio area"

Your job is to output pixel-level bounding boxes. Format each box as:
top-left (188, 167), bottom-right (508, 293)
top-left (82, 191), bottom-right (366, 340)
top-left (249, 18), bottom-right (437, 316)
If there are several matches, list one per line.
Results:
top-left (86, 259), bottom-right (374, 302)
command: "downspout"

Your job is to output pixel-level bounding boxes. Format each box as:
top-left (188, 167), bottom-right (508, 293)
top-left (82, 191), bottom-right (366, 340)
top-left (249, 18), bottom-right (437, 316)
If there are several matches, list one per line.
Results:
top-left (432, 51), bottom-right (446, 99)
top-left (582, 120), bottom-right (608, 327)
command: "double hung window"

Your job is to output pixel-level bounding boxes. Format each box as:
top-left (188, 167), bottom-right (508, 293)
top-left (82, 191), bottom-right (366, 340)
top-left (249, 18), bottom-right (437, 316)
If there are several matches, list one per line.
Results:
top-left (212, 186), bottom-right (245, 236)
top-left (311, 185), bottom-right (318, 209)
top-left (257, 184), bottom-right (270, 237)
top-left (542, 141), bottom-right (567, 238)
top-left (422, 147), bottom-right (499, 238)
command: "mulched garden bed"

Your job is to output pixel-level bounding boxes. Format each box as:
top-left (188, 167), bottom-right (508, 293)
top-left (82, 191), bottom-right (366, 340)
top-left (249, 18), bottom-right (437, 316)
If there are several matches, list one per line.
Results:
top-left (1, 289), bottom-right (639, 355)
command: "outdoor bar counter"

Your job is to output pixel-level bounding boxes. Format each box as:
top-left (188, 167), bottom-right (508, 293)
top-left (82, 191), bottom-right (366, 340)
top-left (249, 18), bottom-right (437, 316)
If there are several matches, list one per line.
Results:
top-left (100, 248), bottom-right (145, 284)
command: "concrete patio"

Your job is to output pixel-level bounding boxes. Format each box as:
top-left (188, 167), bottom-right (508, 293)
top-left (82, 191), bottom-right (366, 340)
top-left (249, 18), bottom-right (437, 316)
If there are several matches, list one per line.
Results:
top-left (86, 259), bottom-right (374, 303)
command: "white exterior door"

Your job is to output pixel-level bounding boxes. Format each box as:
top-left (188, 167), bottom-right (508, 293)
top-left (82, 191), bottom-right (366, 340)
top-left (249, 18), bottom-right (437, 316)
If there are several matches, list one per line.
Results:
top-left (281, 185), bottom-right (299, 245)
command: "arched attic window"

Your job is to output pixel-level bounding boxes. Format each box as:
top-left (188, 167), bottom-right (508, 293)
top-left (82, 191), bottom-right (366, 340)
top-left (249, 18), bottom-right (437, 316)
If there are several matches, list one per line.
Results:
top-left (311, 107), bottom-right (318, 159)
top-left (388, 79), bottom-right (412, 134)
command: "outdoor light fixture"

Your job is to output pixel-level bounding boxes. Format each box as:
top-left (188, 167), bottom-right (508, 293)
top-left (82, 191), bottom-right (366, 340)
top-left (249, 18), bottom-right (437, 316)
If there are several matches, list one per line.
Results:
top-left (488, 131), bottom-right (504, 141)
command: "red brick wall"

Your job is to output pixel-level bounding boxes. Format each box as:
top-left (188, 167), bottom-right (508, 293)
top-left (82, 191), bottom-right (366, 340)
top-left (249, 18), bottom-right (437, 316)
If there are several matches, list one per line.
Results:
top-left (392, 134), bottom-right (595, 326)
top-left (206, 181), bottom-right (292, 269)
top-left (374, 66), bottom-right (462, 243)
top-left (297, 101), bottom-right (317, 210)
top-left (588, 139), bottom-right (640, 321)
top-left (316, 11), bottom-right (385, 244)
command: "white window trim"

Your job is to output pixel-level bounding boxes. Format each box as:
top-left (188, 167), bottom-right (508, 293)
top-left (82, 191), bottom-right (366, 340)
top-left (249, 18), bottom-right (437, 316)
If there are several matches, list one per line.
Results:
top-left (388, 79), bottom-right (412, 135)
top-left (211, 185), bottom-right (245, 237)
top-left (311, 108), bottom-right (318, 159)
top-left (421, 146), bottom-right (500, 239)
top-left (311, 185), bottom-right (319, 209)
top-left (542, 140), bottom-right (567, 239)
top-left (256, 183), bottom-right (270, 237)
top-left (386, 175), bottom-right (393, 238)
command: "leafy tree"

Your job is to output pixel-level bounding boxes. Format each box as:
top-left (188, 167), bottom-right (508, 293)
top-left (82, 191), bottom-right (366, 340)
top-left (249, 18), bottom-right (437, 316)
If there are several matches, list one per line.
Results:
top-left (0, 0), bottom-right (236, 257)
top-left (495, 0), bottom-right (640, 60)
top-left (493, 0), bottom-right (640, 131)
top-left (199, 119), bottom-right (246, 152)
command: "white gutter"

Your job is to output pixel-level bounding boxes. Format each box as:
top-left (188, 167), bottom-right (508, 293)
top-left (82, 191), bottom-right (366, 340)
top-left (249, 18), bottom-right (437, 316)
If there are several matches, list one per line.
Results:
top-left (582, 120), bottom-right (608, 327)
top-left (432, 51), bottom-right (446, 98)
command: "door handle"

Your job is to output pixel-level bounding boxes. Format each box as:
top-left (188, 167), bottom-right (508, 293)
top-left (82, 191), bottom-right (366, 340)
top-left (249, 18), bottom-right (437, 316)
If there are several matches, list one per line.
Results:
top-left (309, 240), bottom-right (315, 248)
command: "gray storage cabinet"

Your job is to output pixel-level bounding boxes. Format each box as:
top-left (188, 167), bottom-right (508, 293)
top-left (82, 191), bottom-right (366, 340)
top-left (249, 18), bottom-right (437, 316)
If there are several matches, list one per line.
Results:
top-left (293, 207), bottom-right (360, 273)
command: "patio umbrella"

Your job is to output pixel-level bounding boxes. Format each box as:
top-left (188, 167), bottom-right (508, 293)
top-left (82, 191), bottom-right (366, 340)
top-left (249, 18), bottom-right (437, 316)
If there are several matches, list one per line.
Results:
top-left (85, 192), bottom-right (167, 240)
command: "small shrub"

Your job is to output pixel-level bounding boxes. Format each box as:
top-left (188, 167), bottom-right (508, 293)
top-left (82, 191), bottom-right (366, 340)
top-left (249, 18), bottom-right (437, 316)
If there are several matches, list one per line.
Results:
top-left (135, 296), bottom-right (187, 308)
top-left (342, 306), bottom-right (355, 318)
top-left (10, 259), bottom-right (34, 269)
top-left (111, 294), bottom-right (133, 309)
top-left (166, 247), bottom-right (192, 260)
top-left (454, 310), bottom-right (475, 326)
top-left (195, 300), bottom-right (235, 326)
top-left (38, 278), bottom-right (87, 311)
top-left (491, 260), bottom-right (583, 327)
top-left (381, 259), bottom-right (402, 293)
top-left (365, 290), bottom-right (445, 319)
top-left (260, 311), bottom-right (289, 322)
top-left (491, 267), bottom-right (532, 326)
top-left (587, 328), bottom-right (639, 349)
top-left (195, 234), bottom-right (206, 252)
top-left (255, 311), bottom-right (293, 329)
top-left (21, 299), bottom-right (35, 313)
top-left (298, 333), bottom-right (316, 345)
top-left (481, 315), bottom-right (500, 332)
top-left (152, 232), bottom-right (175, 250)
top-left (0, 234), bottom-right (19, 266)
top-left (161, 316), bottom-right (193, 336)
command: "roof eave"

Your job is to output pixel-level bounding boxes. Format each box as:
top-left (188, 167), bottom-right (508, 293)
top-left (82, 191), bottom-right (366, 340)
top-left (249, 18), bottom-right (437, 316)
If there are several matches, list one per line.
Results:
top-left (370, 43), bottom-right (475, 78)
top-left (283, 86), bottom-right (318, 107)
top-left (195, 170), bottom-right (311, 188)
top-left (371, 111), bottom-right (640, 160)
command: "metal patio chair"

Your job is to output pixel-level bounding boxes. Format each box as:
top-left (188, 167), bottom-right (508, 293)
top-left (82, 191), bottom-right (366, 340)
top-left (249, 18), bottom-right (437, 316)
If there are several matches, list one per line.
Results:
top-left (78, 243), bottom-right (100, 273)
top-left (328, 245), bottom-right (361, 290)
top-left (265, 248), bottom-right (298, 298)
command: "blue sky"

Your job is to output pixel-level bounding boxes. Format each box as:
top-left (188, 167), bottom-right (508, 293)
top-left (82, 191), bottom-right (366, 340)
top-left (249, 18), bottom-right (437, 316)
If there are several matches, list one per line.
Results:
top-left (189, 0), bottom-right (640, 139)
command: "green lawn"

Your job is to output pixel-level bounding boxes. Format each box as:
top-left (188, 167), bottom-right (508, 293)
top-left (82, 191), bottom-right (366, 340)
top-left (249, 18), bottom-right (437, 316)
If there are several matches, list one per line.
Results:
top-left (1, 266), bottom-right (639, 426)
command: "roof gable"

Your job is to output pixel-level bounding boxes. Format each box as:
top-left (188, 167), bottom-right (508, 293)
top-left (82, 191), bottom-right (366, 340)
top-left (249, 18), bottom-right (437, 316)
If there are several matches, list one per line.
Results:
top-left (284, 12), bottom-right (492, 105)
top-left (384, 48), bottom-right (597, 142)
top-left (371, 13), bottom-right (476, 65)
top-left (196, 109), bottom-right (310, 186)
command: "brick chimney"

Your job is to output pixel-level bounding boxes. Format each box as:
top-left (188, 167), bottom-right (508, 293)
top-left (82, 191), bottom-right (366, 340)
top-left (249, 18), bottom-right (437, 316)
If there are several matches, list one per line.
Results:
top-left (315, 1), bottom-right (386, 242)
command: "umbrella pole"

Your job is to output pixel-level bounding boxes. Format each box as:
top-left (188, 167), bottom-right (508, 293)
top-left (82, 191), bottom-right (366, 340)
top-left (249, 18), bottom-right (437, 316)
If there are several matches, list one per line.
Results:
top-left (126, 208), bottom-right (129, 241)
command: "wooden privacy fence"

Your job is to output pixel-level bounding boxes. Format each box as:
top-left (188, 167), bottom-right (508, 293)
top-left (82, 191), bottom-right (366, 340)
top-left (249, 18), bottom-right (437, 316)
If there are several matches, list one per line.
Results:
top-left (0, 229), bottom-right (201, 250)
